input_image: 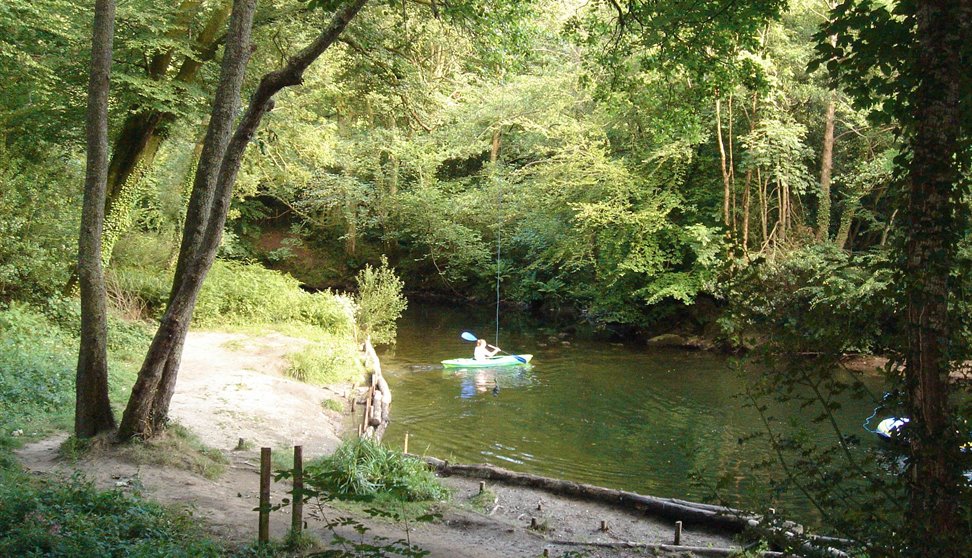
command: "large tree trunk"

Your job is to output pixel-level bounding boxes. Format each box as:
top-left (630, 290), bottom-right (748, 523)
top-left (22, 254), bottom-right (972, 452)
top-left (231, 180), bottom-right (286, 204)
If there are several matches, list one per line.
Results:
top-left (817, 93), bottom-right (835, 242)
top-left (902, 0), bottom-right (967, 552)
top-left (118, 0), bottom-right (258, 441)
top-left (118, 0), bottom-right (371, 441)
top-left (76, 0), bottom-right (117, 438)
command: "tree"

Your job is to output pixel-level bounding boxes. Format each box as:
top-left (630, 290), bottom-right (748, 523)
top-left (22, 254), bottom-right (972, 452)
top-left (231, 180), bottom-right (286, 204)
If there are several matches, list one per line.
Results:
top-left (75, 0), bottom-right (117, 438)
top-left (815, 0), bottom-right (971, 552)
top-left (117, 0), bottom-right (370, 440)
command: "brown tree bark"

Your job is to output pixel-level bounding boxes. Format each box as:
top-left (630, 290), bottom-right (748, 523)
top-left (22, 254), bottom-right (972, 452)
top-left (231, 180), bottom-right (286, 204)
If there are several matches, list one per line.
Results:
top-left (118, 0), bottom-right (258, 440)
top-left (817, 92), bottom-right (835, 241)
top-left (716, 97), bottom-right (731, 228)
top-left (118, 0), bottom-right (372, 440)
top-left (76, 0), bottom-right (117, 438)
top-left (902, 0), bottom-right (968, 551)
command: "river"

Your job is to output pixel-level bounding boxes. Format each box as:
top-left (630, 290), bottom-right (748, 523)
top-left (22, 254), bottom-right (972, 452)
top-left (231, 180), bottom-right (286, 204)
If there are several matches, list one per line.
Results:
top-left (378, 303), bottom-right (886, 524)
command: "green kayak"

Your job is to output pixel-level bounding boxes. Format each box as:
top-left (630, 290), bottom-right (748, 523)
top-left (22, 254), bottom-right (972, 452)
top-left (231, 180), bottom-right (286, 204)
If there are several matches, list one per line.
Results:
top-left (441, 354), bottom-right (533, 368)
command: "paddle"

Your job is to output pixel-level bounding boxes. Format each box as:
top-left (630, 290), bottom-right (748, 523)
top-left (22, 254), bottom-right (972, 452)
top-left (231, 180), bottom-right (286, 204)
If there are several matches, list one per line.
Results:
top-left (459, 331), bottom-right (527, 363)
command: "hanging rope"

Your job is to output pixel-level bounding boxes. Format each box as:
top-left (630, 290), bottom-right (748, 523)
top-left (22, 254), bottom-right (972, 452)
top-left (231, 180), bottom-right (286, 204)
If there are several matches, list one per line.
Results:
top-left (495, 168), bottom-right (502, 347)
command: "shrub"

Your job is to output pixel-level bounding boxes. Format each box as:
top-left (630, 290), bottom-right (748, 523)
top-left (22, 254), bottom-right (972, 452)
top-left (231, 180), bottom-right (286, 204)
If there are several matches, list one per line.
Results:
top-left (195, 260), bottom-right (355, 334)
top-left (0, 470), bottom-right (224, 557)
top-left (354, 256), bottom-right (407, 346)
top-left (0, 304), bottom-right (76, 435)
top-left (304, 438), bottom-right (449, 502)
top-left (287, 336), bottom-right (362, 386)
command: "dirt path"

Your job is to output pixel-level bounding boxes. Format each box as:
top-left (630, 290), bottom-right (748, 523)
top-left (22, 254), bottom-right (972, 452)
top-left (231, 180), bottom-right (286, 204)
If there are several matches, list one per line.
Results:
top-left (16, 330), bottom-right (744, 557)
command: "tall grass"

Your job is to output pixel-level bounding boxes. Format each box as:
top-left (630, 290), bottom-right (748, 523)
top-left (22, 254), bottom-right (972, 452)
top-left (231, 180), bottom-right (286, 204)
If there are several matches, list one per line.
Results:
top-left (305, 439), bottom-right (449, 503)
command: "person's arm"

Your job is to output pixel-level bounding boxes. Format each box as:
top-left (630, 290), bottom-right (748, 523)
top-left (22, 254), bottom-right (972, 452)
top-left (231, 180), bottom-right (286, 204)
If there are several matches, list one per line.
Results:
top-left (486, 344), bottom-right (501, 357)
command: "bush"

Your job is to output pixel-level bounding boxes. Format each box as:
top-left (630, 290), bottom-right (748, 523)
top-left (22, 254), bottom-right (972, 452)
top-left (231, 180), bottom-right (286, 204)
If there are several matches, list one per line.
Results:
top-left (720, 244), bottom-right (897, 353)
top-left (0, 470), bottom-right (224, 557)
top-left (305, 439), bottom-right (449, 502)
top-left (195, 260), bottom-right (355, 334)
top-left (287, 336), bottom-right (362, 386)
top-left (0, 304), bottom-right (76, 435)
top-left (354, 256), bottom-right (407, 346)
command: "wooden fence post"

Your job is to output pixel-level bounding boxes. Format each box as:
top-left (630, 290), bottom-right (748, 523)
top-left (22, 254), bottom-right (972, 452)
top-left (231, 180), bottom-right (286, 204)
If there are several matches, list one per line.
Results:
top-left (292, 445), bottom-right (303, 535)
top-left (259, 447), bottom-right (271, 543)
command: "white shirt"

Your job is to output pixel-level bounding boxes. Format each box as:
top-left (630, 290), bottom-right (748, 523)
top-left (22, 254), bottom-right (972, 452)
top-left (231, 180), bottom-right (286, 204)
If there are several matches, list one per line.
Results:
top-left (474, 345), bottom-right (492, 360)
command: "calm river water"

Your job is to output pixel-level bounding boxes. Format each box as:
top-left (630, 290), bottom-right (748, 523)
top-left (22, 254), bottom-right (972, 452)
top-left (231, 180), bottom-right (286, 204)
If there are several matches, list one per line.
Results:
top-left (378, 303), bottom-right (884, 523)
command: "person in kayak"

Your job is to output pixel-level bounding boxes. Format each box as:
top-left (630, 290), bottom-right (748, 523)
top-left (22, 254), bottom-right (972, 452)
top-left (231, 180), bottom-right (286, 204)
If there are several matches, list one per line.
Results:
top-left (474, 339), bottom-right (500, 360)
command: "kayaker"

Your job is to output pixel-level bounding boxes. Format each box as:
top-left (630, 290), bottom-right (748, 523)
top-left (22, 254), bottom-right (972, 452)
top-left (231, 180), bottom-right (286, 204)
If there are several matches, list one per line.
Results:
top-left (474, 339), bottom-right (500, 361)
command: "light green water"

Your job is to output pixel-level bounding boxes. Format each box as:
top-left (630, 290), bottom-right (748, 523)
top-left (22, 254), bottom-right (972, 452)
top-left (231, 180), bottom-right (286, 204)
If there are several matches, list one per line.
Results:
top-left (379, 303), bottom-right (884, 522)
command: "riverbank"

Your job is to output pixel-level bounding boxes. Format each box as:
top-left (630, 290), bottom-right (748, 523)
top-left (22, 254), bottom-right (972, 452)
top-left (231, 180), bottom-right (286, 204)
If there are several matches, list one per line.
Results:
top-left (13, 329), bottom-right (762, 557)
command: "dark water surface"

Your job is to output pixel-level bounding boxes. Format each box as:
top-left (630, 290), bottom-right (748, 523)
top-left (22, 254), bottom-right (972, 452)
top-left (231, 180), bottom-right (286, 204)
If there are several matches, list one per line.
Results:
top-left (379, 303), bottom-right (883, 522)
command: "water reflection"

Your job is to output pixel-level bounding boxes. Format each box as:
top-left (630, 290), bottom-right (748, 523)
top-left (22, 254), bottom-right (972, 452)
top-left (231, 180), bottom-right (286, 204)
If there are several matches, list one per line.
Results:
top-left (381, 303), bottom-right (887, 525)
top-left (449, 366), bottom-right (535, 398)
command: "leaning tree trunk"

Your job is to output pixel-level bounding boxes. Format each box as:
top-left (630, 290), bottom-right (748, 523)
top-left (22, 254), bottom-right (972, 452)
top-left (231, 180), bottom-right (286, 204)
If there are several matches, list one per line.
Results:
top-left (902, 0), bottom-right (967, 552)
top-left (75, 0), bottom-right (117, 439)
top-left (118, 0), bottom-right (372, 440)
top-left (117, 0), bottom-right (258, 441)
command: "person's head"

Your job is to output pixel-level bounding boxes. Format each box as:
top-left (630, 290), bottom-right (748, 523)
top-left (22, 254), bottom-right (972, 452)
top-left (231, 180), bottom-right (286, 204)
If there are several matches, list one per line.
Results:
top-left (476, 339), bottom-right (486, 347)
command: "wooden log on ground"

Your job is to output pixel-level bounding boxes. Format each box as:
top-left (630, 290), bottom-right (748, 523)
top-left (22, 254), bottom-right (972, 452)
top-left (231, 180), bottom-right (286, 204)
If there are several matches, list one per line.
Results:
top-left (359, 336), bottom-right (392, 442)
top-left (415, 456), bottom-right (852, 556)
top-left (416, 456), bottom-right (752, 532)
top-left (549, 540), bottom-right (787, 557)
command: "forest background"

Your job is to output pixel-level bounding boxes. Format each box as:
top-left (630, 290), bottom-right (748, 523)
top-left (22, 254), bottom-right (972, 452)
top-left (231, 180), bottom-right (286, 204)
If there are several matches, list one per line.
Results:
top-left (0, 0), bottom-right (969, 555)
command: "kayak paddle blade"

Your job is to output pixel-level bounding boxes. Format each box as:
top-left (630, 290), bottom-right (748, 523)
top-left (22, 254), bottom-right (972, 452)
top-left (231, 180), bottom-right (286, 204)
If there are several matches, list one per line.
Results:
top-left (460, 331), bottom-right (478, 342)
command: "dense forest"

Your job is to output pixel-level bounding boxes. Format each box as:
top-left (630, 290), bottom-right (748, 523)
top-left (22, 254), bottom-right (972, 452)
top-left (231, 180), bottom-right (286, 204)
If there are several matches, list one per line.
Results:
top-left (1, 0), bottom-right (970, 555)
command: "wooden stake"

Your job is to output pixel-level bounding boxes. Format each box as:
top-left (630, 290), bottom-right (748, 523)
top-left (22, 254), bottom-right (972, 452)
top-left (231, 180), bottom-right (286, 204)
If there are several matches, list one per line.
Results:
top-left (674, 520), bottom-right (682, 545)
top-left (259, 447), bottom-right (271, 544)
top-left (600, 520), bottom-right (608, 532)
top-left (542, 549), bottom-right (549, 557)
top-left (291, 445), bottom-right (303, 535)
top-left (531, 517), bottom-right (538, 529)
top-left (479, 481), bottom-right (486, 494)
top-left (404, 431), bottom-right (409, 454)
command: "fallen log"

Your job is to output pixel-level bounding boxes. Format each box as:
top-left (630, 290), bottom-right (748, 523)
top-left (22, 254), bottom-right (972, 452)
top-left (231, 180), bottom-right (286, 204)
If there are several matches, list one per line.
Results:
top-left (416, 456), bottom-right (754, 532)
top-left (549, 540), bottom-right (787, 557)
top-left (415, 457), bottom-right (852, 557)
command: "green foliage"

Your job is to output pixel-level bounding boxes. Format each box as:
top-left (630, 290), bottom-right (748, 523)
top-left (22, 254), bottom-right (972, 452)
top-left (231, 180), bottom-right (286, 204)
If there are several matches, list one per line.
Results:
top-left (0, 151), bottom-right (83, 304)
top-left (353, 256), bottom-right (407, 346)
top-left (0, 304), bottom-right (77, 435)
top-left (303, 438), bottom-right (449, 503)
top-left (287, 337), bottom-right (363, 386)
top-left (721, 244), bottom-right (897, 353)
top-left (0, 470), bottom-right (224, 557)
top-left (194, 260), bottom-right (355, 335)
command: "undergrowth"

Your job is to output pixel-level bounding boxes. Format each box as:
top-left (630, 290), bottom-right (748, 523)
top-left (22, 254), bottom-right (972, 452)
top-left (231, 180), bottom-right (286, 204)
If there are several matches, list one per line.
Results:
top-left (0, 469), bottom-right (224, 557)
top-left (302, 438), bottom-right (449, 503)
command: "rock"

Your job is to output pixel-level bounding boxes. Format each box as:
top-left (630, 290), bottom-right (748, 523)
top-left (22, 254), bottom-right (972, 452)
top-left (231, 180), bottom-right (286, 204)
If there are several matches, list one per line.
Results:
top-left (645, 334), bottom-right (689, 348)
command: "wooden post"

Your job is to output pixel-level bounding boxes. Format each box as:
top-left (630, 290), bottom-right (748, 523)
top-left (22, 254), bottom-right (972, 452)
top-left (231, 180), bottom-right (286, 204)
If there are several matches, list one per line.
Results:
top-left (404, 431), bottom-right (409, 454)
top-left (291, 445), bottom-right (303, 535)
top-left (479, 481), bottom-right (486, 494)
top-left (542, 549), bottom-right (549, 557)
top-left (530, 517), bottom-right (538, 529)
top-left (259, 447), bottom-right (271, 543)
top-left (674, 520), bottom-right (683, 545)
top-left (600, 520), bottom-right (608, 532)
